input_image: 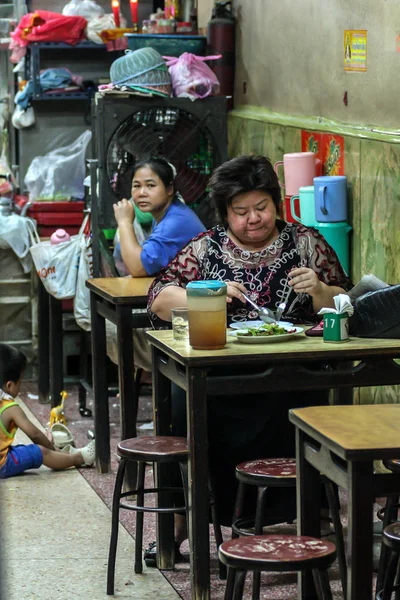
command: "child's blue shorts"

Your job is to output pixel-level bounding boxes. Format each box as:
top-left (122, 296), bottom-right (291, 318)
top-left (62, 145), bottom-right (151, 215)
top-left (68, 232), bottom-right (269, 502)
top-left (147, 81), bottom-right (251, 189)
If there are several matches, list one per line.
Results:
top-left (0, 444), bottom-right (43, 478)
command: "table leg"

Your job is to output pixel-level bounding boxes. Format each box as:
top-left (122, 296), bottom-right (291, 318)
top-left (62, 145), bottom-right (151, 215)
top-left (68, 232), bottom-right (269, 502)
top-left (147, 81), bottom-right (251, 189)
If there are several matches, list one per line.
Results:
top-left (187, 367), bottom-right (210, 600)
top-left (296, 428), bottom-right (321, 600)
top-left (37, 279), bottom-right (49, 404)
top-left (152, 346), bottom-right (174, 570)
top-left (116, 305), bottom-right (137, 489)
top-left (333, 386), bottom-right (354, 406)
top-left (90, 291), bottom-right (110, 473)
top-left (49, 295), bottom-right (63, 408)
top-left (347, 461), bottom-right (374, 600)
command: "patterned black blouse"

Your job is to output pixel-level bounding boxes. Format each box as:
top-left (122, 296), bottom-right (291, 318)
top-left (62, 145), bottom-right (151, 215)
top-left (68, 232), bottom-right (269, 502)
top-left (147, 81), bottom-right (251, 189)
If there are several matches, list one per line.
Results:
top-left (148, 220), bottom-right (352, 327)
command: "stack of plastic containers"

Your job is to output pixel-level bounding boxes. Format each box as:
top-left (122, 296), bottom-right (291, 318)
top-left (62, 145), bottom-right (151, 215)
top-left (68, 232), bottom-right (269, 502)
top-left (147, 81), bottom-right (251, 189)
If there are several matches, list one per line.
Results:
top-left (290, 175), bottom-right (351, 275)
top-left (274, 152), bottom-right (319, 223)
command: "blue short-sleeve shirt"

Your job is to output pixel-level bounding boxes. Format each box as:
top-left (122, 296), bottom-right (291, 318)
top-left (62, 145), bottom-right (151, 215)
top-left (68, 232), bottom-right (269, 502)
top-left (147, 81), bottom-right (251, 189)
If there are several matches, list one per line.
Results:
top-left (140, 200), bottom-right (205, 275)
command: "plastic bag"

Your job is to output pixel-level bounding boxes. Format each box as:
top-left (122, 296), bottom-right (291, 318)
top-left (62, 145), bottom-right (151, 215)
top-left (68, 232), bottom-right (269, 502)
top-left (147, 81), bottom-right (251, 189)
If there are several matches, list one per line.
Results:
top-left (73, 224), bottom-right (92, 330)
top-left (0, 144), bottom-right (15, 195)
top-left (349, 284), bottom-right (400, 339)
top-left (86, 14), bottom-right (116, 44)
top-left (11, 106), bottom-right (35, 129)
top-left (11, 11), bottom-right (87, 47)
top-left (164, 53), bottom-right (221, 100)
top-left (62, 0), bottom-right (104, 20)
top-left (24, 130), bottom-right (92, 201)
top-left (0, 214), bottom-right (36, 273)
top-left (29, 214), bottom-right (89, 299)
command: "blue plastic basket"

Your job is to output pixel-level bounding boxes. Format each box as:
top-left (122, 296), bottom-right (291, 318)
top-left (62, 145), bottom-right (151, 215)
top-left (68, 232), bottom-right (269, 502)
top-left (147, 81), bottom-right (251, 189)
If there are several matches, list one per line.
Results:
top-left (125, 34), bottom-right (207, 58)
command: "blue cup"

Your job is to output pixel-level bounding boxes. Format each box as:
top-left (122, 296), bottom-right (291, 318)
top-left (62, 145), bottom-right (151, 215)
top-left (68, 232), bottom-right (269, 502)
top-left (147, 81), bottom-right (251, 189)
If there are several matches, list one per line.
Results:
top-left (314, 176), bottom-right (348, 222)
top-left (290, 186), bottom-right (317, 227)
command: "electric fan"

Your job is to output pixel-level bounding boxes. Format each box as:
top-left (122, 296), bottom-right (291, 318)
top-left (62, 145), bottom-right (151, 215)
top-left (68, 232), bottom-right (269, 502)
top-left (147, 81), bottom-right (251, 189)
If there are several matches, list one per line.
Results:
top-left (92, 95), bottom-right (228, 229)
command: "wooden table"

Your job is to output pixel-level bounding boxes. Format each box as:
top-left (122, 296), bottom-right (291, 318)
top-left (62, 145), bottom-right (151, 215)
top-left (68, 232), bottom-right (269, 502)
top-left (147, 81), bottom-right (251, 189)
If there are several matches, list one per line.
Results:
top-left (146, 329), bottom-right (400, 600)
top-left (86, 277), bottom-right (154, 478)
top-left (290, 404), bottom-right (400, 600)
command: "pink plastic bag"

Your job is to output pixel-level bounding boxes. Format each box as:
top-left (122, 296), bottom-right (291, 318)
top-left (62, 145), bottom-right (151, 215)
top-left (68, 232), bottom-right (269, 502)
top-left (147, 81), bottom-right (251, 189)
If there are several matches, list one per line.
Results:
top-left (164, 53), bottom-right (221, 100)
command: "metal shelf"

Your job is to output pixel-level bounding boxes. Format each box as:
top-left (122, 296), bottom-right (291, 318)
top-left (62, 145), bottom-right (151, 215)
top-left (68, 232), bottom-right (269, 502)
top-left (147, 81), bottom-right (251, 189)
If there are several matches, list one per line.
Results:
top-left (32, 91), bottom-right (92, 101)
top-left (25, 41), bottom-right (117, 100)
top-left (30, 41), bottom-right (107, 50)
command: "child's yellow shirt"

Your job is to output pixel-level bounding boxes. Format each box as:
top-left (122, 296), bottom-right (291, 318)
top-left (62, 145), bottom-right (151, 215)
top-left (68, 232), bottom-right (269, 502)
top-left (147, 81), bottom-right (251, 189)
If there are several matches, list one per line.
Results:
top-left (0, 390), bottom-right (18, 469)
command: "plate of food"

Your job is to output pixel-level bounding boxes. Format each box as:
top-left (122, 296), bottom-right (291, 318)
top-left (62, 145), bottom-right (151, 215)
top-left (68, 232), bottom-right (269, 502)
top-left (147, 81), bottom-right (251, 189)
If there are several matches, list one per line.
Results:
top-left (230, 320), bottom-right (294, 330)
top-left (229, 323), bottom-right (304, 344)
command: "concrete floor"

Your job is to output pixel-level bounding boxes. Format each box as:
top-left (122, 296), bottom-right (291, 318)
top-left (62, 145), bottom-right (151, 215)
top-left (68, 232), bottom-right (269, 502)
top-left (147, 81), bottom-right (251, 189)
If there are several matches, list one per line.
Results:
top-left (0, 398), bottom-right (180, 600)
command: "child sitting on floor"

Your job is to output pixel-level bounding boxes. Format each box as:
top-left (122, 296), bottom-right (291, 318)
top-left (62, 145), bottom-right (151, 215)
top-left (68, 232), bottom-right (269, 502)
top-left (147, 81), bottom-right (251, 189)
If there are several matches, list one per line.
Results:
top-left (0, 343), bottom-right (95, 479)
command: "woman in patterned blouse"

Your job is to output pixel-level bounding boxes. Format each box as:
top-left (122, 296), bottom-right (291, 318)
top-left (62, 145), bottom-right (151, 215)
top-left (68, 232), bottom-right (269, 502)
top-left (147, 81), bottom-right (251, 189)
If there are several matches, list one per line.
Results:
top-left (146, 155), bottom-right (352, 557)
top-left (149, 155), bottom-right (351, 326)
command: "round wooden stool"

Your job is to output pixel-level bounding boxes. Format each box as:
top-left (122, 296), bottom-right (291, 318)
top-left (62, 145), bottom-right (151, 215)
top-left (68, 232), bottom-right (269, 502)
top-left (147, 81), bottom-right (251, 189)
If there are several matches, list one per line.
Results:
top-left (375, 459), bottom-right (400, 599)
top-left (107, 435), bottom-right (224, 595)
top-left (376, 521), bottom-right (400, 600)
top-left (219, 534), bottom-right (337, 600)
top-left (232, 458), bottom-right (347, 599)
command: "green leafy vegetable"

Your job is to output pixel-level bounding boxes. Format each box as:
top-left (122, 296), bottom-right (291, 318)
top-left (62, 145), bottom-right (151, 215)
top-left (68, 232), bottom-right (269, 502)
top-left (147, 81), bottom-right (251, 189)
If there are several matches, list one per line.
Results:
top-left (236, 324), bottom-right (296, 337)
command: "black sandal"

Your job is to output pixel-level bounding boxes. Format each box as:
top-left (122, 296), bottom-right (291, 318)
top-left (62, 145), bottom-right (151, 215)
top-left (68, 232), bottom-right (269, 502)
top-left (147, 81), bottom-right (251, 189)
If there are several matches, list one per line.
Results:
top-left (144, 541), bottom-right (185, 567)
top-left (144, 541), bottom-right (157, 566)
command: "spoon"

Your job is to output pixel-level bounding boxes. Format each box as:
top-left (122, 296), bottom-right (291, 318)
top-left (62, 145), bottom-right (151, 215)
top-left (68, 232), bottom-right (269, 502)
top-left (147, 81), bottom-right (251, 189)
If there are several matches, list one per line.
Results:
top-left (242, 293), bottom-right (276, 323)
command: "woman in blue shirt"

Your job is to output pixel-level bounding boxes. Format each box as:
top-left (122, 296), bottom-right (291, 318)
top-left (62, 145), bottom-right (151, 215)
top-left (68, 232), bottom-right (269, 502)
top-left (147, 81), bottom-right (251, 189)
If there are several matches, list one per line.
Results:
top-left (113, 156), bottom-right (205, 276)
top-left (107, 156), bottom-right (205, 377)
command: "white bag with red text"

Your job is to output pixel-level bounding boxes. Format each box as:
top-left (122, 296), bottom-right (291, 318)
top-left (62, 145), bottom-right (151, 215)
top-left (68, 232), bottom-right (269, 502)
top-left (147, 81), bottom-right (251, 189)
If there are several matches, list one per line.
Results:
top-left (73, 230), bottom-right (93, 330)
top-left (29, 214), bottom-right (89, 300)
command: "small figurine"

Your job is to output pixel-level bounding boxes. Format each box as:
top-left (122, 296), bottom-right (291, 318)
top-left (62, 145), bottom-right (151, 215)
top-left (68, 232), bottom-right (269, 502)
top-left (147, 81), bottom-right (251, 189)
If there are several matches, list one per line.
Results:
top-left (49, 390), bottom-right (68, 427)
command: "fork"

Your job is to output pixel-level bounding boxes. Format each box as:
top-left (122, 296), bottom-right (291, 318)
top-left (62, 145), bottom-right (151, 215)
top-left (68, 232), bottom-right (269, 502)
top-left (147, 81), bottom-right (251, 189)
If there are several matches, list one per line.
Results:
top-left (275, 278), bottom-right (292, 322)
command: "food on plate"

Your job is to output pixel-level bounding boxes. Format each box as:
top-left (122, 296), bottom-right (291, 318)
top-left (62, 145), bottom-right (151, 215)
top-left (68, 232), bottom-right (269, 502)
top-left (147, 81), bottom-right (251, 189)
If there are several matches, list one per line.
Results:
top-left (236, 323), bottom-right (296, 337)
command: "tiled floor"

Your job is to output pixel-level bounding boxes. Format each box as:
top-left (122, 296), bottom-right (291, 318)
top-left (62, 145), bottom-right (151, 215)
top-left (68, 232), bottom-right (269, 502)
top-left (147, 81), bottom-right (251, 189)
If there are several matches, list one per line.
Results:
top-left (4, 381), bottom-right (382, 599)
top-left (1, 392), bottom-right (180, 600)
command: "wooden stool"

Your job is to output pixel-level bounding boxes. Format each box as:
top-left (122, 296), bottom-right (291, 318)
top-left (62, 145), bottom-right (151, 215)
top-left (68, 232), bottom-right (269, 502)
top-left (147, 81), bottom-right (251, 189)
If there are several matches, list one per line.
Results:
top-left (376, 521), bottom-right (400, 600)
top-left (232, 458), bottom-right (347, 599)
top-left (376, 459), bottom-right (400, 596)
top-left (107, 436), bottom-right (223, 595)
top-left (219, 534), bottom-right (337, 600)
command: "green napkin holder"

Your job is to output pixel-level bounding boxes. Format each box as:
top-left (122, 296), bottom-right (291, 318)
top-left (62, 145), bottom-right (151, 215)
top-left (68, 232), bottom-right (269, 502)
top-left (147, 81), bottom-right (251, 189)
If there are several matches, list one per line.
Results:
top-left (323, 312), bottom-right (349, 342)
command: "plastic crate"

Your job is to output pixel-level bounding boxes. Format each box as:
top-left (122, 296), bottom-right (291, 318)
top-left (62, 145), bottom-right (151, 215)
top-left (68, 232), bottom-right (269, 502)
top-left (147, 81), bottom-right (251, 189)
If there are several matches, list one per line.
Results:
top-left (26, 201), bottom-right (85, 237)
top-left (125, 34), bottom-right (207, 57)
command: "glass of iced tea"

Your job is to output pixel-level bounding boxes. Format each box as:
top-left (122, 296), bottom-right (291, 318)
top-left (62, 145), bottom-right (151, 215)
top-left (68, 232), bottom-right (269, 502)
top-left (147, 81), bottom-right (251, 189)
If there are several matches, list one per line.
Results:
top-left (186, 281), bottom-right (227, 350)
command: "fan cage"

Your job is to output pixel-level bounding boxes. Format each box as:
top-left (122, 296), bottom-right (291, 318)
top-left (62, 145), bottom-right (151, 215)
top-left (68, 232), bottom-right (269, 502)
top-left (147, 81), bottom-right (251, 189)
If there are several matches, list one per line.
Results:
top-left (106, 106), bottom-right (218, 211)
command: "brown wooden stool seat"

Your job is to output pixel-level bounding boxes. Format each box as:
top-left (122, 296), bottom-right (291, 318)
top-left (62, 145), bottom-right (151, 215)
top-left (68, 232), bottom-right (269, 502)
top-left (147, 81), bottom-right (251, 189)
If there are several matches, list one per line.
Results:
top-left (219, 534), bottom-right (337, 599)
top-left (375, 460), bottom-right (400, 595)
top-left (117, 436), bottom-right (188, 461)
top-left (376, 522), bottom-right (400, 600)
top-left (232, 457), bottom-right (347, 599)
top-left (107, 435), bottom-right (224, 595)
top-left (236, 457), bottom-right (297, 482)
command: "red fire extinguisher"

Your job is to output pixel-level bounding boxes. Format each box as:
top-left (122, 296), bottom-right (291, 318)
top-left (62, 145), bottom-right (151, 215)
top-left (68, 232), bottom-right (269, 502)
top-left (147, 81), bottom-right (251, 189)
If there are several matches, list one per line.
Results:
top-left (207, 1), bottom-right (235, 110)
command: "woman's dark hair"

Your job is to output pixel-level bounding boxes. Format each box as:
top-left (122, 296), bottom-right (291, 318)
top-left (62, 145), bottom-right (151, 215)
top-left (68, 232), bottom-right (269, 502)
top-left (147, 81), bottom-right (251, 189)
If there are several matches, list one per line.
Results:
top-left (133, 156), bottom-right (176, 195)
top-left (209, 155), bottom-right (282, 223)
top-left (0, 344), bottom-right (27, 388)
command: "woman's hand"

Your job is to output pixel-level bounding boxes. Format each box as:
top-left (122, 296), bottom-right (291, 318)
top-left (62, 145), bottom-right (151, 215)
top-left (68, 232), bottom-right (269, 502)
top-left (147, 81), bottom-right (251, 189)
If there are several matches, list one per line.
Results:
top-left (226, 281), bottom-right (247, 304)
top-left (288, 267), bottom-right (323, 298)
top-left (113, 199), bottom-right (135, 226)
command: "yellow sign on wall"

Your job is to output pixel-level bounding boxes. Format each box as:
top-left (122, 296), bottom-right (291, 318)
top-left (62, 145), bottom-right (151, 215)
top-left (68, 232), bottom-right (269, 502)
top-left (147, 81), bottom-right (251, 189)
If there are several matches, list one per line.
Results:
top-left (344, 30), bottom-right (367, 72)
